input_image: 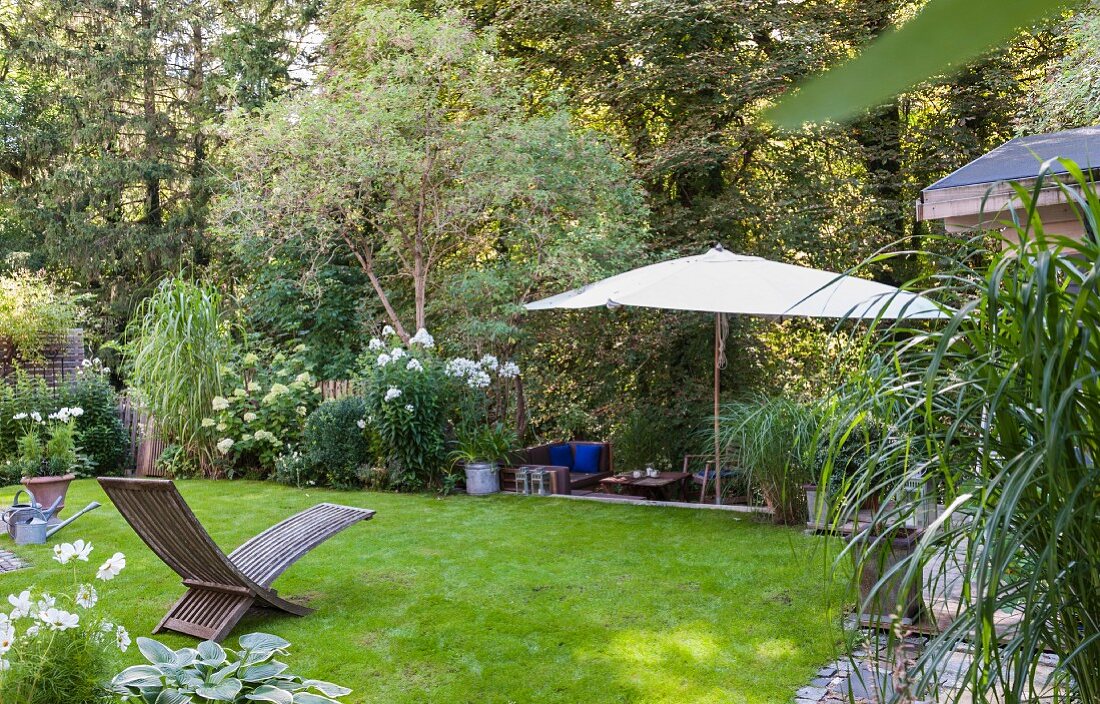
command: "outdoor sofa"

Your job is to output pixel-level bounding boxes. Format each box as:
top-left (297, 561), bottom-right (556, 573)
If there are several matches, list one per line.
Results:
top-left (503, 440), bottom-right (613, 494)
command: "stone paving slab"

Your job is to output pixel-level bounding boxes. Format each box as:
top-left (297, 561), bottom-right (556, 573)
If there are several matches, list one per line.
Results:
top-left (0, 549), bottom-right (27, 574)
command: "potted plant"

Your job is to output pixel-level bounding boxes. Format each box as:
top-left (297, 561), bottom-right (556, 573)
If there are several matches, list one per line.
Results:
top-left (450, 422), bottom-right (517, 496)
top-left (12, 407), bottom-right (84, 522)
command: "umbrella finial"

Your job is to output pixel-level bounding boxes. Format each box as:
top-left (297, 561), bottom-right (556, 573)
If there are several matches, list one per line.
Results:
top-left (713, 242), bottom-right (724, 252)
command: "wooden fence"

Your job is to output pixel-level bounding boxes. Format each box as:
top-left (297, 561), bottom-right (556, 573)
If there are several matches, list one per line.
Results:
top-left (0, 329), bottom-right (85, 388)
top-left (117, 395), bottom-right (168, 477)
top-left (117, 380), bottom-right (358, 476)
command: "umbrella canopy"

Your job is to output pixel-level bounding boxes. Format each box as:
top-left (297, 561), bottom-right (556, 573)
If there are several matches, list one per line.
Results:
top-left (526, 245), bottom-right (946, 319)
top-left (525, 245), bottom-right (946, 507)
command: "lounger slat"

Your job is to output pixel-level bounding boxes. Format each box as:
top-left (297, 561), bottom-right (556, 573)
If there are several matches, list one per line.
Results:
top-left (98, 478), bottom-right (374, 642)
top-left (229, 503), bottom-right (375, 587)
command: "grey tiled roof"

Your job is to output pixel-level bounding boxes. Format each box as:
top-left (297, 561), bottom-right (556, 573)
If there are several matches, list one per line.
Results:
top-left (925, 126), bottom-right (1100, 191)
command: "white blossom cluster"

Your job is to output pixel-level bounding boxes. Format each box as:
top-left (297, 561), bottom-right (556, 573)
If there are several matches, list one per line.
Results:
top-left (0, 540), bottom-right (131, 669)
top-left (77, 357), bottom-right (111, 378)
top-left (444, 355), bottom-right (521, 388)
top-left (384, 386), bottom-right (403, 402)
top-left (409, 328), bottom-right (435, 348)
top-left (12, 407), bottom-right (83, 423)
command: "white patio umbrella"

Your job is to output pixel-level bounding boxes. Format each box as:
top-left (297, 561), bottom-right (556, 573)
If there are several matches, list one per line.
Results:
top-left (525, 245), bottom-right (946, 504)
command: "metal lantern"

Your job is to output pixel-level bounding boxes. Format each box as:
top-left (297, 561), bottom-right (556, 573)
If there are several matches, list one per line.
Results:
top-left (515, 467), bottom-right (532, 495)
top-left (903, 471), bottom-right (938, 530)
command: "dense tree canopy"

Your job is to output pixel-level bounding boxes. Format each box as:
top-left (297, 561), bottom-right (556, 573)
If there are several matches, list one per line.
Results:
top-left (1, 0), bottom-right (1094, 454)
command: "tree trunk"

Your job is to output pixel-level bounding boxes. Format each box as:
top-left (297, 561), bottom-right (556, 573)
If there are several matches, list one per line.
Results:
top-left (140, 0), bottom-right (161, 229)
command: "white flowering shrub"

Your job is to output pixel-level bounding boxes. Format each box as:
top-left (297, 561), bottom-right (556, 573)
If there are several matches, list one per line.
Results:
top-left (0, 539), bottom-right (130, 703)
top-left (206, 348), bottom-right (322, 475)
top-left (359, 331), bottom-right (452, 489)
top-left (111, 632), bottom-right (351, 704)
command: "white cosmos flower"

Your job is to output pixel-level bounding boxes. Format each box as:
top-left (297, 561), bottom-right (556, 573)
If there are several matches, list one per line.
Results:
top-left (96, 553), bottom-right (126, 581)
top-left (70, 539), bottom-right (92, 561)
top-left (8, 591), bottom-right (32, 619)
top-left (40, 608), bottom-right (78, 631)
top-left (384, 387), bottom-right (402, 402)
top-left (75, 584), bottom-right (98, 609)
top-left (12, 413), bottom-right (27, 420)
top-left (24, 625), bottom-right (39, 638)
top-left (115, 626), bottom-right (131, 652)
top-left (53, 543), bottom-right (75, 564)
top-left (36, 595), bottom-right (55, 613)
top-left (30, 412), bottom-right (42, 423)
top-left (0, 622), bottom-right (14, 654)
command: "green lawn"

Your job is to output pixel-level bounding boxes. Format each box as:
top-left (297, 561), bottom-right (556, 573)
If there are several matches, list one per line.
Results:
top-left (1, 480), bottom-right (847, 703)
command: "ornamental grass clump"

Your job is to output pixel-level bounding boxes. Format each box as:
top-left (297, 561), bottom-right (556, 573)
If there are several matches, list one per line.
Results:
top-left (826, 164), bottom-right (1100, 703)
top-left (110, 632), bottom-right (351, 704)
top-left (0, 539), bottom-right (130, 704)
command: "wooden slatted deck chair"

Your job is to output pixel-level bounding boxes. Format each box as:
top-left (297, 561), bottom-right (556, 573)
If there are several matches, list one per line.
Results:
top-left (98, 477), bottom-right (374, 642)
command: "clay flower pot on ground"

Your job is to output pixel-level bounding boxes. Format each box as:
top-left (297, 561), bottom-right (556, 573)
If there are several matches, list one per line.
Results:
top-left (20, 473), bottom-right (77, 524)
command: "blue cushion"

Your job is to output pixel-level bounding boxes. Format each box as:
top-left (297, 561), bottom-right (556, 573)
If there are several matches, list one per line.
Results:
top-left (573, 444), bottom-right (602, 474)
top-left (548, 443), bottom-right (573, 470)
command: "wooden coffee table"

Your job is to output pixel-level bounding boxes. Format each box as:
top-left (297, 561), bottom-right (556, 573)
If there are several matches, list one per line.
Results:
top-left (599, 471), bottom-right (691, 501)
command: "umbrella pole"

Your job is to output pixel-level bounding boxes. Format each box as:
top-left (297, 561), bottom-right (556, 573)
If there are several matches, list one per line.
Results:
top-left (714, 313), bottom-right (722, 506)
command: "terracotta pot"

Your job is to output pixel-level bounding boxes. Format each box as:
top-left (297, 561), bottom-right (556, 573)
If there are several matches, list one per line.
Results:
top-left (20, 474), bottom-right (77, 525)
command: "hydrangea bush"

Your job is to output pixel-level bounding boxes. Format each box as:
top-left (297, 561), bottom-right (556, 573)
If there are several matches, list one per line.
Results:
top-left (0, 539), bottom-right (130, 704)
top-left (206, 348), bottom-right (323, 476)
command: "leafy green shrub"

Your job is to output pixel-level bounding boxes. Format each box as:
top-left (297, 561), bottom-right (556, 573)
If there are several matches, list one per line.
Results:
top-left (1, 538), bottom-right (131, 704)
top-left (155, 444), bottom-right (201, 479)
top-left (360, 330), bottom-right (451, 490)
top-left (301, 397), bottom-right (374, 489)
top-left (0, 269), bottom-right (80, 362)
top-left (208, 348), bottom-right (322, 476)
top-left (110, 632), bottom-right (351, 704)
top-left (0, 368), bottom-right (128, 476)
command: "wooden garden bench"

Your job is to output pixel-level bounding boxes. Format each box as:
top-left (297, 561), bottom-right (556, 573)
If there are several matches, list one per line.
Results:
top-left (98, 477), bottom-right (374, 642)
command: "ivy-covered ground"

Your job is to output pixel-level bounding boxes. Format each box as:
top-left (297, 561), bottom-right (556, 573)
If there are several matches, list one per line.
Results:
top-left (4, 480), bottom-right (848, 703)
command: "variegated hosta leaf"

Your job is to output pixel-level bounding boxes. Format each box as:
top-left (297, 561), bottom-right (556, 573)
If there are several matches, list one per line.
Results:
top-left (241, 661), bottom-right (289, 682)
top-left (246, 684), bottom-right (295, 704)
top-left (172, 648), bottom-right (199, 668)
top-left (214, 660), bottom-right (241, 681)
top-left (197, 640), bottom-right (227, 667)
top-left (113, 664), bottom-right (165, 687)
top-left (242, 648), bottom-right (277, 667)
top-left (178, 672), bottom-right (205, 690)
top-left (303, 680), bottom-right (352, 698)
top-left (153, 688), bottom-right (192, 704)
top-left (138, 637), bottom-right (177, 666)
top-left (195, 677), bottom-right (243, 702)
top-left (239, 632), bottom-right (291, 653)
top-left (292, 693), bottom-right (342, 704)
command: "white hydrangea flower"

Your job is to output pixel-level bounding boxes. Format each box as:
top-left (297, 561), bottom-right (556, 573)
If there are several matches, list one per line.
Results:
top-left (248, 381), bottom-right (262, 392)
top-left (212, 396), bottom-right (230, 411)
top-left (384, 387), bottom-right (402, 402)
top-left (409, 328), bottom-right (435, 348)
top-left (243, 412), bottom-right (258, 423)
top-left (233, 387), bottom-right (247, 398)
top-left (96, 553), bottom-right (126, 581)
top-left (216, 438), bottom-right (234, 455)
top-left (216, 422), bottom-right (227, 431)
top-left (368, 338), bottom-right (384, 351)
top-left (295, 372), bottom-right (312, 384)
top-left (201, 418), bottom-right (215, 428)
top-left (242, 352), bottom-right (259, 365)
top-left (296, 406), bottom-right (307, 416)
top-left (262, 384), bottom-right (290, 404)
top-left (499, 361), bottom-right (521, 378)
top-left (406, 359), bottom-right (424, 372)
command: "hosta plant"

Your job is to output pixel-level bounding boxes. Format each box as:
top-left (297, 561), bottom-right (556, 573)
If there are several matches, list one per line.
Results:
top-left (111, 632), bottom-right (351, 704)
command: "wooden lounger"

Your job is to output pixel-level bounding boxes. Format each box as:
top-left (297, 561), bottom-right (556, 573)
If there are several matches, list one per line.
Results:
top-left (98, 477), bottom-right (374, 642)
